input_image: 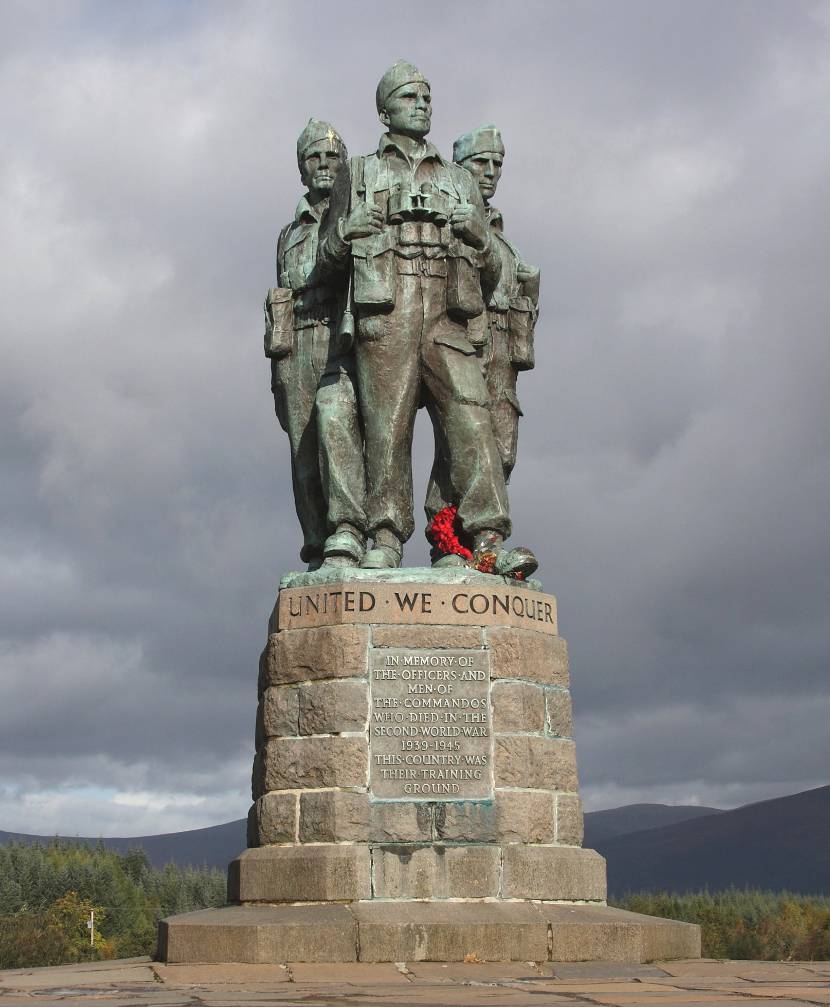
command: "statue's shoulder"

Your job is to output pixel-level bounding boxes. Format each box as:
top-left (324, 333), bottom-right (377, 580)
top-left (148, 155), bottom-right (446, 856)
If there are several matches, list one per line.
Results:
top-left (349, 151), bottom-right (379, 186)
top-left (447, 160), bottom-right (474, 190)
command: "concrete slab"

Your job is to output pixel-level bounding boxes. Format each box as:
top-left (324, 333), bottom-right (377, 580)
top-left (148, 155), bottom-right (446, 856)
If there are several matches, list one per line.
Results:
top-left (405, 961), bottom-right (547, 983)
top-left (153, 962), bottom-right (292, 984)
top-left (287, 962), bottom-right (409, 984)
top-left (2, 956), bottom-right (829, 1006)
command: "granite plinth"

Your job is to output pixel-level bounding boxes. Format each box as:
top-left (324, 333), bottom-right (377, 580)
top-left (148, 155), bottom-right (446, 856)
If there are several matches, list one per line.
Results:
top-left (159, 903), bottom-right (701, 964)
top-left (158, 570), bottom-right (700, 965)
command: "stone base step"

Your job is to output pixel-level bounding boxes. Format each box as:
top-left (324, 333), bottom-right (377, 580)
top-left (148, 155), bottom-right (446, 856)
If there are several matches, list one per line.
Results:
top-left (158, 902), bottom-right (700, 964)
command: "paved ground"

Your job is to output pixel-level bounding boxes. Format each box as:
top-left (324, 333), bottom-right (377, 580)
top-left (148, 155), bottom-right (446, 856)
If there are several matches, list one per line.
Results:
top-left (0, 958), bottom-right (828, 1006)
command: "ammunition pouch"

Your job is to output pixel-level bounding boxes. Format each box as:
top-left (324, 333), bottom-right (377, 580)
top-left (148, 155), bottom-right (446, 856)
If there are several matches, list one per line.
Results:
top-left (446, 250), bottom-right (485, 321)
top-left (351, 232), bottom-right (396, 311)
top-left (508, 294), bottom-right (536, 371)
top-left (264, 287), bottom-right (294, 359)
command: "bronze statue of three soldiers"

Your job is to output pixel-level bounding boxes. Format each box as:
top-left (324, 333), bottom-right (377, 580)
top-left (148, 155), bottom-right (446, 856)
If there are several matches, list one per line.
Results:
top-left (265, 61), bottom-right (540, 577)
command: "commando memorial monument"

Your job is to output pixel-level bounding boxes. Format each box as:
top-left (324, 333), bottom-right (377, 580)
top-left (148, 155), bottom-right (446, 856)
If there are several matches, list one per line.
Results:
top-left (158, 61), bottom-right (701, 964)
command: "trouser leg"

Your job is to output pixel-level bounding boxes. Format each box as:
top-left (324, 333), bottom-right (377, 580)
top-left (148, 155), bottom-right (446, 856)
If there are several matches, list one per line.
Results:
top-left (424, 431), bottom-right (452, 526)
top-left (485, 327), bottom-right (520, 483)
top-left (419, 279), bottom-right (511, 539)
top-left (490, 397), bottom-right (519, 482)
top-left (355, 278), bottom-right (422, 543)
top-left (315, 368), bottom-right (366, 534)
top-left (271, 339), bottom-right (327, 563)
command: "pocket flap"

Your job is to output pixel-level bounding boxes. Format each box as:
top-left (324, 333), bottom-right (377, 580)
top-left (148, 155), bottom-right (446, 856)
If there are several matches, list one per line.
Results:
top-left (433, 332), bottom-right (476, 355)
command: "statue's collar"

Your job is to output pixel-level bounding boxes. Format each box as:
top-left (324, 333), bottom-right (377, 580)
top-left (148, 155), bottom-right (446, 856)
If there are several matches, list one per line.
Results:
top-left (294, 194), bottom-right (327, 224)
top-left (377, 132), bottom-right (442, 165)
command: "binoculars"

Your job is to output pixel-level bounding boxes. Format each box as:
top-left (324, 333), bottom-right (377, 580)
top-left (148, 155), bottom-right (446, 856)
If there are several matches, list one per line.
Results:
top-left (387, 182), bottom-right (451, 225)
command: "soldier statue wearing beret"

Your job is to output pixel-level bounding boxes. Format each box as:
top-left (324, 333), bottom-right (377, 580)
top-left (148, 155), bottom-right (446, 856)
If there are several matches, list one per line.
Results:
top-left (425, 125), bottom-right (540, 570)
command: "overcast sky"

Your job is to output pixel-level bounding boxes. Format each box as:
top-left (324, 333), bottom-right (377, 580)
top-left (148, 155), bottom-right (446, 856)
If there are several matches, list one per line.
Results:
top-left (1, 0), bottom-right (828, 838)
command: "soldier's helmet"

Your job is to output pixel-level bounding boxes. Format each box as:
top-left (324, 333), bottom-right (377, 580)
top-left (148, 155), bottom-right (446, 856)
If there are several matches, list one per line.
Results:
top-left (296, 118), bottom-right (347, 169)
top-left (375, 60), bottom-right (430, 113)
top-left (453, 124), bottom-right (505, 164)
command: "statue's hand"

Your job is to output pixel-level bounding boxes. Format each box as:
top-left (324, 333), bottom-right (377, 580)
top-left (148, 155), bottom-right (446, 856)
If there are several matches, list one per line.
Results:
top-left (342, 203), bottom-right (385, 241)
top-left (450, 204), bottom-right (487, 251)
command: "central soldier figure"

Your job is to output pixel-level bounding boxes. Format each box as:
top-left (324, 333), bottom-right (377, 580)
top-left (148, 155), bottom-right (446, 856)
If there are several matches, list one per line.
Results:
top-left (321, 60), bottom-right (531, 573)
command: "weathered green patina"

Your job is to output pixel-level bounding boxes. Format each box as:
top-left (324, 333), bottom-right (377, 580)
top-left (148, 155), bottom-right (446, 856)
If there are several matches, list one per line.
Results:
top-left (266, 120), bottom-right (366, 570)
top-left (426, 125), bottom-right (540, 548)
top-left (265, 67), bottom-right (541, 577)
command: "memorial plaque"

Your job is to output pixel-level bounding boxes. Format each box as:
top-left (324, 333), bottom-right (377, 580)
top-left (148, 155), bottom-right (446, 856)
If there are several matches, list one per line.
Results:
top-left (369, 647), bottom-right (493, 800)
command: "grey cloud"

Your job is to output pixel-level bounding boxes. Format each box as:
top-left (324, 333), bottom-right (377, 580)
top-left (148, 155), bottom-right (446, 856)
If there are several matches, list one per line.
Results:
top-left (0, 0), bottom-right (828, 834)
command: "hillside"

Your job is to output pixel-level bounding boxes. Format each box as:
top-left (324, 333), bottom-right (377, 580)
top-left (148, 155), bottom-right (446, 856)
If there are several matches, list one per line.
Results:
top-left (598, 785), bottom-right (830, 895)
top-left (584, 803), bottom-right (722, 846)
top-left (0, 818), bottom-right (246, 869)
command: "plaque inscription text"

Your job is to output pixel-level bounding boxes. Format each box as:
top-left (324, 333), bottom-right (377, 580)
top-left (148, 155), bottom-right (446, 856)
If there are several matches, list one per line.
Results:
top-left (369, 647), bottom-right (493, 800)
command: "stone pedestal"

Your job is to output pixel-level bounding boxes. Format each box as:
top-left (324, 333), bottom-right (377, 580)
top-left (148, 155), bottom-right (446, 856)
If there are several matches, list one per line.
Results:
top-left (159, 569), bottom-right (700, 963)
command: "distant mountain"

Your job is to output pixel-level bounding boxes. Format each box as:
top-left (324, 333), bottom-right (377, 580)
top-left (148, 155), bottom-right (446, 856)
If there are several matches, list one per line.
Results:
top-left (597, 785), bottom-right (830, 896)
top-left (584, 803), bottom-right (722, 847)
top-left (0, 819), bottom-right (247, 870)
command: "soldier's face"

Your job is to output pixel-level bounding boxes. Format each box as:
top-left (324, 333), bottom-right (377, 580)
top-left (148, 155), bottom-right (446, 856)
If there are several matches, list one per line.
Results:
top-left (464, 153), bottom-right (503, 201)
top-left (380, 83), bottom-right (432, 138)
top-left (300, 140), bottom-right (342, 197)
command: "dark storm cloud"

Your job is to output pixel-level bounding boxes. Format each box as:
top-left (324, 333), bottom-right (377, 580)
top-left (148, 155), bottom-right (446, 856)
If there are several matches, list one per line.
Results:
top-left (0, 0), bottom-right (827, 831)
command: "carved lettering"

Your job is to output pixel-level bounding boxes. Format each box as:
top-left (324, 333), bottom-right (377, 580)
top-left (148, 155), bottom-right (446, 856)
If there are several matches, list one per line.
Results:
top-left (369, 647), bottom-right (493, 800)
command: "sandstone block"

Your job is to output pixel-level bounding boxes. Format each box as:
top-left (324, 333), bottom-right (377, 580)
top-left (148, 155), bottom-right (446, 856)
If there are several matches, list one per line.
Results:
top-left (537, 904), bottom-right (701, 962)
top-left (263, 736), bottom-right (367, 791)
top-left (486, 626), bottom-right (569, 686)
top-left (434, 801), bottom-right (497, 842)
top-left (351, 901), bottom-right (549, 962)
top-left (248, 792), bottom-right (297, 846)
top-left (494, 735), bottom-right (578, 791)
top-left (371, 624), bottom-right (484, 649)
top-left (299, 790), bottom-right (369, 842)
top-left (546, 688), bottom-right (573, 738)
top-left (492, 681), bottom-right (545, 733)
top-left (372, 844), bottom-right (500, 899)
top-left (251, 750), bottom-right (265, 801)
top-left (556, 793), bottom-right (584, 846)
top-left (502, 846), bottom-right (606, 901)
top-left (497, 790), bottom-right (555, 844)
top-left (298, 679), bottom-right (368, 735)
top-left (159, 904), bottom-right (359, 964)
top-left (262, 625), bottom-right (369, 688)
top-left (639, 914), bottom-right (703, 960)
top-left (369, 800), bottom-right (434, 842)
top-left (261, 686), bottom-right (299, 738)
top-left (229, 845), bottom-right (370, 903)
top-left (434, 792), bottom-right (555, 844)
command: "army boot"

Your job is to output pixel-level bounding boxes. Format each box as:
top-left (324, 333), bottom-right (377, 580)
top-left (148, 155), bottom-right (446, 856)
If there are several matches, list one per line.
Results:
top-left (361, 527), bottom-right (404, 569)
top-left (473, 530), bottom-right (538, 580)
top-left (323, 523), bottom-right (365, 568)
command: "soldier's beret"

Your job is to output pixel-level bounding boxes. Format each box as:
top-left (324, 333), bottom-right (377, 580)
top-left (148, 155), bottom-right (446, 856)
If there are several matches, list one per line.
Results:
top-left (453, 125), bottom-right (505, 164)
top-left (375, 60), bottom-right (430, 113)
top-left (296, 118), bottom-right (344, 163)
